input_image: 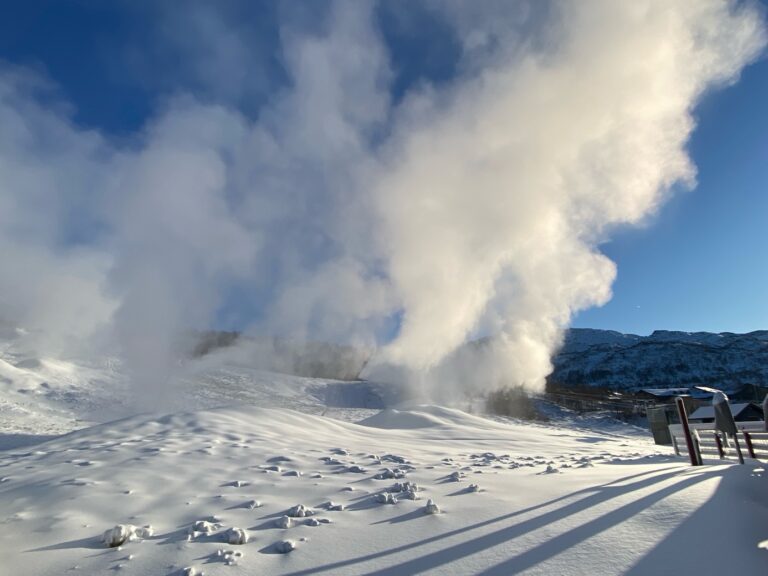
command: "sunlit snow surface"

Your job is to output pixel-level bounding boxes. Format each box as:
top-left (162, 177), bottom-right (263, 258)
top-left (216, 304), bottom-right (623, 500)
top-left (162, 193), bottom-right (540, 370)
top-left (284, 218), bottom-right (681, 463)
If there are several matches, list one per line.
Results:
top-left (0, 340), bottom-right (766, 575)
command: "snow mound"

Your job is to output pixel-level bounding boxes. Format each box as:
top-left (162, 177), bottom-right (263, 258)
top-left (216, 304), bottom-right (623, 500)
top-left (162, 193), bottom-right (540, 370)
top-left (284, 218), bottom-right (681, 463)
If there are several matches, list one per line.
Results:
top-left (360, 408), bottom-right (447, 429)
top-left (359, 404), bottom-right (510, 430)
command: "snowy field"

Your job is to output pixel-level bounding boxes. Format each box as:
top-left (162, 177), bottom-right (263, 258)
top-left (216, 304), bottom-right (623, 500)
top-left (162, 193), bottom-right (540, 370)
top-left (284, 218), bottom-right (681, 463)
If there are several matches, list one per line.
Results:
top-left (1, 337), bottom-right (766, 575)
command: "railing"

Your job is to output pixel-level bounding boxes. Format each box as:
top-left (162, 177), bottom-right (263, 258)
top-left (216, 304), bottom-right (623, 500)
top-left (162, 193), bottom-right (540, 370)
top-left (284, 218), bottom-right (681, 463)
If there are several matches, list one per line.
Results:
top-left (668, 422), bottom-right (768, 461)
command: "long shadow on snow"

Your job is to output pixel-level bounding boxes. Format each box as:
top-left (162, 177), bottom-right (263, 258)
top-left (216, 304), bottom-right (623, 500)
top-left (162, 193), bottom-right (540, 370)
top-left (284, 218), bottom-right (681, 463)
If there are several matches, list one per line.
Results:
top-left (370, 507), bottom-right (429, 526)
top-left (473, 469), bottom-right (718, 575)
top-left (281, 465), bottom-right (701, 576)
top-left (0, 433), bottom-right (60, 451)
top-left (625, 463), bottom-right (768, 575)
top-left (26, 536), bottom-right (105, 552)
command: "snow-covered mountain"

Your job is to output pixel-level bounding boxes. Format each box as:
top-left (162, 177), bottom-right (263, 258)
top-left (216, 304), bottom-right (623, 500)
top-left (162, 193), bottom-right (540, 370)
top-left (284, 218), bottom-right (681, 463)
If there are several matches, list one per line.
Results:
top-left (550, 328), bottom-right (768, 391)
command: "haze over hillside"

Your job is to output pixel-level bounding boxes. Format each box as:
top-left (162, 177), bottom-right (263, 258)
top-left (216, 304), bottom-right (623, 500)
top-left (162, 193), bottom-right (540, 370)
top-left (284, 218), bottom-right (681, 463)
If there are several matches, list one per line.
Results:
top-left (189, 328), bottom-right (768, 397)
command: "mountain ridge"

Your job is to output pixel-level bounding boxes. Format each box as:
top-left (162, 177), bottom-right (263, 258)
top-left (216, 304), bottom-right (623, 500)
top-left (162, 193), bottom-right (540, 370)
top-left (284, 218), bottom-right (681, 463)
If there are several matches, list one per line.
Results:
top-left (550, 328), bottom-right (768, 392)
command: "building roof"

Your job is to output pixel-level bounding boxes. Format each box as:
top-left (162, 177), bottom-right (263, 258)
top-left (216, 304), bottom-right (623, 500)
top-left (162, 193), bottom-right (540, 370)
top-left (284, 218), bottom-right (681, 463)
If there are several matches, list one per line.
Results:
top-left (688, 403), bottom-right (761, 421)
top-left (638, 388), bottom-right (691, 398)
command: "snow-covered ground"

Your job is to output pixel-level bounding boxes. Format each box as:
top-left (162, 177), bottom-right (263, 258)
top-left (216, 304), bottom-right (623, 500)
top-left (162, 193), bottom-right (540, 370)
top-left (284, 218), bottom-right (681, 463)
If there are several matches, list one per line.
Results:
top-left (1, 337), bottom-right (766, 575)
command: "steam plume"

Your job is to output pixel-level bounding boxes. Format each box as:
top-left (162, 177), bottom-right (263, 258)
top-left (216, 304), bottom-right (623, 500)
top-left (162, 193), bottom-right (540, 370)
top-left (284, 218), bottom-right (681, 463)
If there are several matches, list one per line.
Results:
top-left (0, 1), bottom-right (764, 407)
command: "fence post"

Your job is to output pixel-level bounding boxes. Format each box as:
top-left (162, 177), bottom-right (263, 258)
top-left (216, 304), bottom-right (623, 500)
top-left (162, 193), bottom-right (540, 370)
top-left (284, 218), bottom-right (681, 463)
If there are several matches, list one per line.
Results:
top-left (693, 430), bottom-right (703, 464)
top-left (676, 396), bottom-right (701, 466)
top-left (714, 432), bottom-right (725, 459)
top-left (732, 433), bottom-right (745, 464)
top-left (743, 431), bottom-right (756, 459)
top-left (671, 435), bottom-right (680, 456)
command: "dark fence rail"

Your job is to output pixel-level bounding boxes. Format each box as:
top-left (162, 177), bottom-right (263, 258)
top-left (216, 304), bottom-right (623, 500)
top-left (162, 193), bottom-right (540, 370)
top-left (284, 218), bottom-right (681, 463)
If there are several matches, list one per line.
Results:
top-left (669, 422), bottom-right (768, 461)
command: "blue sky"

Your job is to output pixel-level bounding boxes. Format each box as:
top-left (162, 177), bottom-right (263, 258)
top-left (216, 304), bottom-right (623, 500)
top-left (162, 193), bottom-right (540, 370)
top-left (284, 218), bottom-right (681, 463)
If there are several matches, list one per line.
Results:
top-left (1, 0), bottom-right (766, 341)
top-left (573, 53), bottom-right (768, 335)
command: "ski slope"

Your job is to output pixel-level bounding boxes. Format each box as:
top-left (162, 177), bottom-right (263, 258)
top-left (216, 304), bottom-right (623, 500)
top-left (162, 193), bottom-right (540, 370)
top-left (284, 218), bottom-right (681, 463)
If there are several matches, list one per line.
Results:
top-left (0, 337), bottom-right (766, 575)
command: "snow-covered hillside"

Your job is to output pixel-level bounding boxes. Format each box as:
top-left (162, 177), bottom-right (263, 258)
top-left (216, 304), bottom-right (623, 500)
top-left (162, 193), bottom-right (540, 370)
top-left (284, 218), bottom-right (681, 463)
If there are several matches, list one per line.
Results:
top-left (1, 333), bottom-right (767, 575)
top-left (3, 403), bottom-right (767, 576)
top-left (551, 328), bottom-right (768, 391)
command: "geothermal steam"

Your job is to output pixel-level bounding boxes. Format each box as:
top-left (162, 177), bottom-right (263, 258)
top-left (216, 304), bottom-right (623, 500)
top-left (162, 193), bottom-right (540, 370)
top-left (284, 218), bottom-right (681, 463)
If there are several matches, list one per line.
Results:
top-left (0, 1), bottom-right (764, 405)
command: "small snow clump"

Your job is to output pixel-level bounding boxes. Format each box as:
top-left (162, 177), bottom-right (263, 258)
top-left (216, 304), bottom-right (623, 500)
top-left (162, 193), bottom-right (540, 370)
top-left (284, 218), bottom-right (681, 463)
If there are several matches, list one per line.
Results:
top-left (275, 515), bottom-right (292, 529)
top-left (190, 520), bottom-right (220, 537)
top-left (375, 492), bottom-right (398, 505)
top-left (424, 499), bottom-right (441, 514)
top-left (275, 539), bottom-right (296, 554)
top-left (226, 527), bottom-right (249, 545)
top-left (287, 504), bottom-right (313, 517)
top-left (102, 524), bottom-right (153, 548)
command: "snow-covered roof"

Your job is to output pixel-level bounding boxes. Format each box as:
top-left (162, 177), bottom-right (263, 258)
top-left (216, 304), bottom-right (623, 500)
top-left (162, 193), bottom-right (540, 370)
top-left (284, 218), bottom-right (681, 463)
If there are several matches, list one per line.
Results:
top-left (639, 388), bottom-right (690, 397)
top-left (689, 386), bottom-right (718, 399)
top-left (688, 403), bottom-right (760, 421)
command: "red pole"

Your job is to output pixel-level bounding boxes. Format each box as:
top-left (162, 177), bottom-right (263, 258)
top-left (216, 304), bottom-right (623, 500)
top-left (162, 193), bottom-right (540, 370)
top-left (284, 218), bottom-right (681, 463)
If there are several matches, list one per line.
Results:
top-left (732, 433), bottom-right (745, 464)
top-left (743, 431), bottom-right (755, 459)
top-left (676, 397), bottom-right (701, 466)
top-left (714, 433), bottom-right (725, 459)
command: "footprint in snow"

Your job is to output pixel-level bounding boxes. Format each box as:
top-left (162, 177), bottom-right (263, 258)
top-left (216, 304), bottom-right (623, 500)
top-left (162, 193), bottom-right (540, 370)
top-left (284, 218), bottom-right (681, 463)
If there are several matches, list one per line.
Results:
top-left (304, 516), bottom-right (333, 529)
top-left (286, 504), bottom-right (314, 517)
top-left (375, 468), bottom-right (407, 480)
top-left (211, 548), bottom-right (244, 566)
top-left (267, 455), bottom-right (293, 464)
top-left (60, 478), bottom-right (95, 487)
top-left (320, 457), bottom-right (344, 466)
top-left (381, 454), bottom-right (409, 464)
top-left (188, 519), bottom-right (223, 539)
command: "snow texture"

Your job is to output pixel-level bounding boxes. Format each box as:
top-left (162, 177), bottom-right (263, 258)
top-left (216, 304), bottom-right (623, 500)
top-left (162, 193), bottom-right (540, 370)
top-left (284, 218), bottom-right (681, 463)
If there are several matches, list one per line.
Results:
top-left (1, 338), bottom-right (767, 575)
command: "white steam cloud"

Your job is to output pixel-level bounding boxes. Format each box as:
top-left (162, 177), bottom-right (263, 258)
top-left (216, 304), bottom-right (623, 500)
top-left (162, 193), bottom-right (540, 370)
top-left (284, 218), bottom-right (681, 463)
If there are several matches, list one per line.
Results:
top-left (0, 0), bottom-right (764, 407)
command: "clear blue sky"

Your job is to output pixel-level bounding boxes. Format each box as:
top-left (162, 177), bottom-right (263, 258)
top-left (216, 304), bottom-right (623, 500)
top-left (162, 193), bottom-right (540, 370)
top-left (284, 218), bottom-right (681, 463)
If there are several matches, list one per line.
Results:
top-left (1, 1), bottom-right (766, 337)
top-left (573, 54), bottom-right (768, 335)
